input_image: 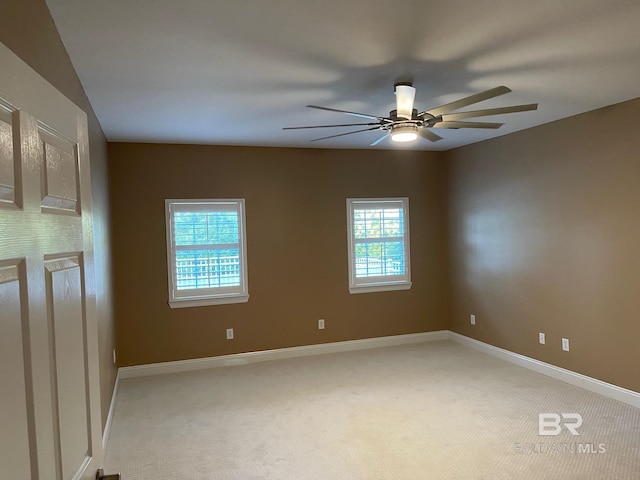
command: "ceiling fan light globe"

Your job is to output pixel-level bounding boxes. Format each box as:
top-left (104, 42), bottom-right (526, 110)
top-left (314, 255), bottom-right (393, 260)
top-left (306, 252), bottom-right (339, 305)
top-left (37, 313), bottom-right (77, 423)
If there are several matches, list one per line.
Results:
top-left (391, 132), bottom-right (418, 142)
top-left (391, 125), bottom-right (418, 142)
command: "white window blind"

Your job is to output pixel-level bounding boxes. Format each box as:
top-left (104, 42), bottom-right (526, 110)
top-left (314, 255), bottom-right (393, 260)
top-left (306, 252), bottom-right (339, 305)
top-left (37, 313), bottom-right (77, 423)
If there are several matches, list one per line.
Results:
top-left (347, 198), bottom-right (412, 294)
top-left (165, 199), bottom-right (249, 308)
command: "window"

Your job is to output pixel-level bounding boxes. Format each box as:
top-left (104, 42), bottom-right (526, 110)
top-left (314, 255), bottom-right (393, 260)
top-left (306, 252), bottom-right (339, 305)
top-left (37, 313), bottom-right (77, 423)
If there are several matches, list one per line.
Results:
top-left (346, 197), bottom-right (411, 294)
top-left (165, 199), bottom-right (249, 308)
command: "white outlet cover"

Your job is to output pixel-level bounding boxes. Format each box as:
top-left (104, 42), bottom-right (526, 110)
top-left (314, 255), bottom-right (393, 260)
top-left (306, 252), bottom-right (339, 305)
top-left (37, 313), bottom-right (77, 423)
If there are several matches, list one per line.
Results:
top-left (470, 314), bottom-right (476, 325)
top-left (318, 319), bottom-right (325, 330)
top-left (226, 328), bottom-right (234, 340)
top-left (562, 338), bottom-right (569, 351)
top-left (539, 332), bottom-right (545, 345)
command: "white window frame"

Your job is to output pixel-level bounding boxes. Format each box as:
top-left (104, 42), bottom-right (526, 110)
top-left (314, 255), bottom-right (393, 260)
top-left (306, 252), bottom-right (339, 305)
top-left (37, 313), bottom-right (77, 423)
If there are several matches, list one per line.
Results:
top-left (165, 199), bottom-right (249, 308)
top-left (346, 197), bottom-right (412, 294)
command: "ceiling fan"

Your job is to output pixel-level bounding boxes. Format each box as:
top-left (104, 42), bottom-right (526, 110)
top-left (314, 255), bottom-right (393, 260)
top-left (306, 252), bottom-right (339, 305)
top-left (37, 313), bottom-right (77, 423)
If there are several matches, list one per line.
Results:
top-left (284, 84), bottom-right (538, 146)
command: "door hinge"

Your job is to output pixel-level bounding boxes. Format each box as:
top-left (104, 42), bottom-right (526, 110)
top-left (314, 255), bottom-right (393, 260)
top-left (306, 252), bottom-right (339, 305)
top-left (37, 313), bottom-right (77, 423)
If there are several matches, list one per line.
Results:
top-left (96, 468), bottom-right (121, 480)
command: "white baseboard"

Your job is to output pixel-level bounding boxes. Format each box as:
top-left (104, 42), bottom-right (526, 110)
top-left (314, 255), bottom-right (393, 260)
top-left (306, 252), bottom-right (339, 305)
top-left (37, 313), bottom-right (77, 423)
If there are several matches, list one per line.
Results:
top-left (448, 331), bottom-right (640, 409)
top-left (102, 368), bottom-right (120, 450)
top-left (119, 330), bottom-right (449, 379)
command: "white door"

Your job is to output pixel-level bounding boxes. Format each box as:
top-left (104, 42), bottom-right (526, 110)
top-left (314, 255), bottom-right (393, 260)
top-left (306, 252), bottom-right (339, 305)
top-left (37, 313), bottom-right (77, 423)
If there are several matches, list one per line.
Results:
top-left (0, 42), bottom-right (103, 480)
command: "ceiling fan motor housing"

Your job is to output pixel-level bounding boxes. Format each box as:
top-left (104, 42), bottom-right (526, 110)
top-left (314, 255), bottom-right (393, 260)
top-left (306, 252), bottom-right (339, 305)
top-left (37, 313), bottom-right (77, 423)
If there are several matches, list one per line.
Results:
top-left (389, 108), bottom-right (419, 120)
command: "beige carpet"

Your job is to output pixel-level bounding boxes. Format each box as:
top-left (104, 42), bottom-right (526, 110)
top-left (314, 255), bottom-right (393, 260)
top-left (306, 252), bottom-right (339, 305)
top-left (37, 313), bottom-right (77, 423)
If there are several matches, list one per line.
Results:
top-left (104, 341), bottom-right (640, 479)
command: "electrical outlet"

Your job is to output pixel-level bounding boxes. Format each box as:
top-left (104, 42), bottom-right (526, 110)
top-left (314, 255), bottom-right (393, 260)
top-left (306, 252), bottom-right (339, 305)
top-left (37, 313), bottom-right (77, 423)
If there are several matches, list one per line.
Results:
top-left (318, 319), bottom-right (325, 330)
top-left (112, 349), bottom-right (117, 364)
top-left (562, 338), bottom-right (570, 351)
top-left (470, 314), bottom-right (476, 325)
top-left (539, 332), bottom-right (545, 345)
top-left (226, 328), bottom-right (234, 340)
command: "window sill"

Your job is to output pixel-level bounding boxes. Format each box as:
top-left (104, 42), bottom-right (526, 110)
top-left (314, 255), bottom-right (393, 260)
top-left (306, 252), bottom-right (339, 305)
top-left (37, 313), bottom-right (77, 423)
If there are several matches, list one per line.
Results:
top-left (169, 293), bottom-right (250, 309)
top-left (349, 282), bottom-right (412, 295)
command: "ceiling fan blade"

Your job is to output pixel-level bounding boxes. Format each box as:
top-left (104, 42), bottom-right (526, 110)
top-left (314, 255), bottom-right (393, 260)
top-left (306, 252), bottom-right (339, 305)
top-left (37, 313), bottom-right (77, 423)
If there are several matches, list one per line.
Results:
top-left (307, 105), bottom-right (390, 122)
top-left (370, 133), bottom-right (389, 146)
top-left (309, 126), bottom-right (382, 142)
top-left (283, 122), bottom-right (380, 130)
top-left (432, 121), bottom-right (503, 129)
top-left (395, 84), bottom-right (416, 120)
top-left (422, 86), bottom-right (512, 117)
top-left (441, 104), bottom-right (538, 121)
top-left (419, 129), bottom-right (443, 142)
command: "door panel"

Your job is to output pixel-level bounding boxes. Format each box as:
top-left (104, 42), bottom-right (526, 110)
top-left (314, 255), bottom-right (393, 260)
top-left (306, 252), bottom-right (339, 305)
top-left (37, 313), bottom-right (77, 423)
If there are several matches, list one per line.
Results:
top-left (0, 104), bottom-right (16, 204)
top-left (0, 41), bottom-right (103, 480)
top-left (45, 256), bottom-right (91, 479)
top-left (0, 261), bottom-right (33, 479)
top-left (39, 126), bottom-right (79, 214)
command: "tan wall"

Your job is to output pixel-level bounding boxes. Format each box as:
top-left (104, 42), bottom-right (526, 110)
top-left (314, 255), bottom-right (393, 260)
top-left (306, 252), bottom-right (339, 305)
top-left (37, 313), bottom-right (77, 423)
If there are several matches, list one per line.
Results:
top-left (0, 0), bottom-right (116, 426)
top-left (447, 98), bottom-right (640, 392)
top-left (108, 143), bottom-right (450, 366)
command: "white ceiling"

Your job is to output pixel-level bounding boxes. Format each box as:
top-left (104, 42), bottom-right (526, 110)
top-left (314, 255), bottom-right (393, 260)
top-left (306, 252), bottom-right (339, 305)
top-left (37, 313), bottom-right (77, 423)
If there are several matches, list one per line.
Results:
top-left (45, 0), bottom-right (640, 151)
